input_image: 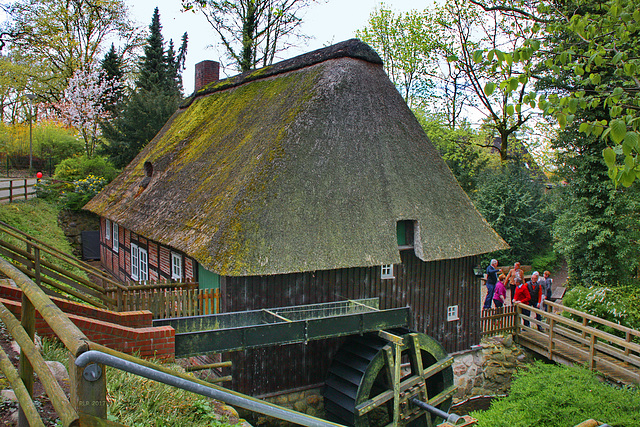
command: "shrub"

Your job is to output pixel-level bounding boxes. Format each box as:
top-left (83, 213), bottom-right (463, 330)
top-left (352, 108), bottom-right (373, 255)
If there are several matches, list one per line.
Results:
top-left (54, 154), bottom-right (118, 182)
top-left (473, 361), bottom-right (640, 427)
top-left (562, 285), bottom-right (640, 339)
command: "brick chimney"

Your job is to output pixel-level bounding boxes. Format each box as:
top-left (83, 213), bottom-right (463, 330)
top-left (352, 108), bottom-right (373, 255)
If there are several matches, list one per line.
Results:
top-left (194, 60), bottom-right (220, 92)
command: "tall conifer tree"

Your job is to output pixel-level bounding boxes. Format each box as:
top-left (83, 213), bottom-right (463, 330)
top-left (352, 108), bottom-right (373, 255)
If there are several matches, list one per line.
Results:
top-left (101, 7), bottom-right (187, 168)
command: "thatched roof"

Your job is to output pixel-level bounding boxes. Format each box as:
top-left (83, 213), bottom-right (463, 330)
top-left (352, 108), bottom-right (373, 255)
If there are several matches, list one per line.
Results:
top-left (85, 39), bottom-right (507, 276)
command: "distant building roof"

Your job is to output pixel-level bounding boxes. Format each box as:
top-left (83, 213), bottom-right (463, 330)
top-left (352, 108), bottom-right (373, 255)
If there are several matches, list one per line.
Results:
top-left (85, 39), bottom-right (508, 276)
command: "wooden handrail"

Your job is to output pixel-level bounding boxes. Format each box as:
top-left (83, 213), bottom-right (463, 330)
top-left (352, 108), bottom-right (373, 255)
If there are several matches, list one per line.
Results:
top-left (513, 301), bottom-right (640, 384)
top-left (0, 257), bottom-right (89, 356)
top-left (545, 300), bottom-right (640, 340)
top-left (0, 303), bottom-right (79, 426)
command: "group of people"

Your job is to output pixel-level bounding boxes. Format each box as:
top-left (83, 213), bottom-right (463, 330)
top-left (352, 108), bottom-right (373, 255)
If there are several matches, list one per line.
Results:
top-left (483, 260), bottom-right (553, 315)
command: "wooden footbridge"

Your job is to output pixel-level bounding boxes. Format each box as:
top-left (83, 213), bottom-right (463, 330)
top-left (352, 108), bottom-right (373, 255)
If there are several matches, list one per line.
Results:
top-left (481, 301), bottom-right (640, 385)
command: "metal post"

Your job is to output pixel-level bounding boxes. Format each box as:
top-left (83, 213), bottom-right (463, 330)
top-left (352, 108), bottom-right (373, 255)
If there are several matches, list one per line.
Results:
top-left (26, 94), bottom-right (36, 172)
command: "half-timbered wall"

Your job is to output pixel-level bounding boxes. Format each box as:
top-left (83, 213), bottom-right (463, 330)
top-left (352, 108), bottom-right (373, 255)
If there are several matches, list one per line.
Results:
top-left (99, 217), bottom-right (197, 284)
top-left (222, 250), bottom-right (480, 396)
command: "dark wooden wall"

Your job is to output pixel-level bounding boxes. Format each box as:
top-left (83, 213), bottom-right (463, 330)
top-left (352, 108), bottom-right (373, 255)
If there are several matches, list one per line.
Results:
top-left (222, 250), bottom-right (480, 396)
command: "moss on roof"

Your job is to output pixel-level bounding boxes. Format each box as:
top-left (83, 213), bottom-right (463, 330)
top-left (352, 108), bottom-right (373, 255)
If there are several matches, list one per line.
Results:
top-left (85, 39), bottom-right (508, 276)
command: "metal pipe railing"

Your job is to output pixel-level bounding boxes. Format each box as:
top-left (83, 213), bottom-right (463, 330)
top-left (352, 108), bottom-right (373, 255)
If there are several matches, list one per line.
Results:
top-left (409, 397), bottom-right (463, 425)
top-left (75, 350), bottom-right (345, 427)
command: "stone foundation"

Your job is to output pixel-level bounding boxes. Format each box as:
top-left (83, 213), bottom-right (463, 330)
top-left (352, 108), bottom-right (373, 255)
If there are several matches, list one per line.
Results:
top-left (57, 209), bottom-right (99, 258)
top-left (452, 334), bottom-right (532, 402)
top-left (239, 387), bottom-right (324, 426)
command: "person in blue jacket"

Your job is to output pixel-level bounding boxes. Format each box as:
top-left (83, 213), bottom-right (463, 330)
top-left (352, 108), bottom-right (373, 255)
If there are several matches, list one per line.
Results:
top-left (484, 259), bottom-right (500, 310)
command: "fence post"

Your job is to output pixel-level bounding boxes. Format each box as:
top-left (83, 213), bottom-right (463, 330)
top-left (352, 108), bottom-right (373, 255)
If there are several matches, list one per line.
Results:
top-left (9, 180), bottom-right (13, 203)
top-left (33, 247), bottom-right (41, 287)
top-left (589, 334), bottom-right (596, 370)
top-left (547, 318), bottom-right (555, 359)
top-left (17, 295), bottom-right (35, 427)
top-left (23, 179), bottom-right (27, 200)
top-left (69, 354), bottom-right (107, 420)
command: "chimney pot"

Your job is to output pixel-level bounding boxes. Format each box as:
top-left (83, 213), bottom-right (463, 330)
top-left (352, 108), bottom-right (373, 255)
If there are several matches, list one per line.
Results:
top-left (195, 60), bottom-right (220, 92)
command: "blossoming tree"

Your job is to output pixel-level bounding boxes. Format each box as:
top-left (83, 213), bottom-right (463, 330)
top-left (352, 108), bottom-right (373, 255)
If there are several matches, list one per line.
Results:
top-left (56, 68), bottom-right (116, 157)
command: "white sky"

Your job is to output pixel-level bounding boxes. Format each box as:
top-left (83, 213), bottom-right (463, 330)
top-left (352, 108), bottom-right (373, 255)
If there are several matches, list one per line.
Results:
top-left (126, 0), bottom-right (422, 93)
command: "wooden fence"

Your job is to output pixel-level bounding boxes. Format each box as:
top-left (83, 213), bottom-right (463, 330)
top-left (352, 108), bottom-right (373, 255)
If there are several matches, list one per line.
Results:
top-left (107, 286), bottom-right (220, 319)
top-left (0, 178), bottom-right (36, 203)
top-left (480, 305), bottom-right (517, 336)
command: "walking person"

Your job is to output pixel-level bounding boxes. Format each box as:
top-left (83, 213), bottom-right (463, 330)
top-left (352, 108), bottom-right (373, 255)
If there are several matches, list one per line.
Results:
top-left (505, 261), bottom-right (521, 304)
top-left (539, 270), bottom-right (553, 312)
top-left (493, 273), bottom-right (507, 308)
top-left (483, 259), bottom-right (500, 310)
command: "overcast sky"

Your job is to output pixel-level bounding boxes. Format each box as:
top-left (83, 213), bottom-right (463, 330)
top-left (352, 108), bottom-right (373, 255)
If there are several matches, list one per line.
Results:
top-left (127, 0), bottom-right (421, 93)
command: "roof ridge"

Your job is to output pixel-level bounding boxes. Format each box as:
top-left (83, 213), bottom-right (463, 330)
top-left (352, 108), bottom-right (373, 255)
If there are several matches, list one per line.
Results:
top-left (180, 38), bottom-right (382, 109)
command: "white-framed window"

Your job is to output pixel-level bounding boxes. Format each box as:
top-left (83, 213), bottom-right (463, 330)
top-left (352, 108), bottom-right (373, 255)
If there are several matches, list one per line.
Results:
top-left (171, 252), bottom-right (183, 281)
top-left (112, 223), bottom-right (119, 253)
top-left (381, 264), bottom-right (394, 279)
top-left (131, 243), bottom-right (139, 281)
top-left (131, 243), bottom-right (148, 282)
top-left (105, 219), bottom-right (111, 240)
top-left (447, 305), bottom-right (459, 322)
top-left (139, 247), bottom-right (148, 281)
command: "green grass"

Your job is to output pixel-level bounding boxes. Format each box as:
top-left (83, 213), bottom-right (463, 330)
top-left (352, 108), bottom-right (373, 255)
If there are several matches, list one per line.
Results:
top-left (0, 198), bottom-right (89, 286)
top-left (42, 339), bottom-right (234, 426)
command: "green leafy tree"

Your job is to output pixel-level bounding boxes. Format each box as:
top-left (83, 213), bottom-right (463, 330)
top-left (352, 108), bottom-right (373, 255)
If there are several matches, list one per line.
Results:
top-left (357, 7), bottom-right (446, 108)
top-left (415, 111), bottom-right (490, 193)
top-left (2, 0), bottom-right (140, 104)
top-left (182, 0), bottom-right (314, 72)
top-left (551, 122), bottom-right (640, 286)
top-left (101, 8), bottom-right (187, 168)
top-left (472, 162), bottom-right (552, 264)
top-left (465, 0), bottom-right (640, 186)
top-left (443, 0), bottom-right (540, 160)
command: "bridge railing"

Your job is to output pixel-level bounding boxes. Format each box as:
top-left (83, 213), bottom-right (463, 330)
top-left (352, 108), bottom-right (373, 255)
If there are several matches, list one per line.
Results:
top-left (514, 301), bottom-right (640, 384)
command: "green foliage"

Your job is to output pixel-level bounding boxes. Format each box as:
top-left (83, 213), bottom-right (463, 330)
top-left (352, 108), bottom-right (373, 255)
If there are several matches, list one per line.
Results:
top-left (357, 7), bottom-right (446, 107)
top-left (415, 111), bottom-right (490, 193)
top-left (472, 162), bottom-right (553, 264)
top-left (63, 175), bottom-right (108, 211)
top-left (530, 249), bottom-right (561, 274)
top-left (53, 155), bottom-right (118, 182)
top-left (474, 361), bottom-right (640, 427)
top-left (36, 122), bottom-right (84, 164)
top-left (562, 285), bottom-right (640, 337)
top-left (0, 121), bottom-right (81, 162)
top-left (36, 339), bottom-right (232, 426)
top-left (106, 363), bottom-right (233, 426)
top-left (551, 123), bottom-right (640, 286)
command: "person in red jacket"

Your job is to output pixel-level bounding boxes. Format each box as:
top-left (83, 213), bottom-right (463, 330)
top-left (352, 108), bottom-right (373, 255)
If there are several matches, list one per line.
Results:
top-left (512, 277), bottom-right (531, 326)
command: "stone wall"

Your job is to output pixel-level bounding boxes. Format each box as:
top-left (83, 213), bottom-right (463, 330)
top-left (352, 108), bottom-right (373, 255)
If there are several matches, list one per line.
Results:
top-left (57, 209), bottom-right (99, 258)
top-left (452, 334), bottom-right (532, 402)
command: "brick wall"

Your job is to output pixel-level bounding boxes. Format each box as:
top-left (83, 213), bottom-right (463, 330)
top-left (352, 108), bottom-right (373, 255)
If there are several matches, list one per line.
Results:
top-left (0, 285), bottom-right (174, 360)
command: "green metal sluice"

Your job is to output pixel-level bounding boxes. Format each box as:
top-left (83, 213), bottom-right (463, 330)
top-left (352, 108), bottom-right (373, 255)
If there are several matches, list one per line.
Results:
top-left (153, 298), bottom-right (410, 357)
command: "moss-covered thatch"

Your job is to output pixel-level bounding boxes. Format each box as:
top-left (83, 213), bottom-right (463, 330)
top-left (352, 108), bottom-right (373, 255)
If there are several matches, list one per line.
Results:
top-left (85, 39), bottom-right (508, 276)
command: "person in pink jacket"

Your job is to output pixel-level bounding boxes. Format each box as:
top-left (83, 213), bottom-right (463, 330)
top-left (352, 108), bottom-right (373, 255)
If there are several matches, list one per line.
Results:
top-left (493, 273), bottom-right (507, 308)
